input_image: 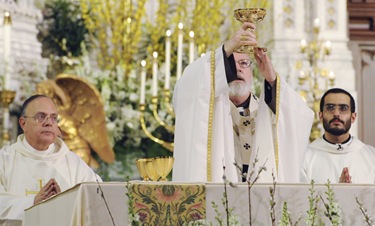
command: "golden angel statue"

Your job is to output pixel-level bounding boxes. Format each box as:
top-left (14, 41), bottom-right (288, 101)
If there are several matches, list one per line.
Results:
top-left (36, 74), bottom-right (115, 168)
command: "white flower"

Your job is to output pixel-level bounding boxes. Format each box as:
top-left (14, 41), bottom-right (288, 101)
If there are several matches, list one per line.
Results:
top-left (106, 121), bottom-right (116, 131)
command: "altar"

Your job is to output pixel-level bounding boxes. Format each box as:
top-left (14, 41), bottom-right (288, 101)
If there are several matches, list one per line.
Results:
top-left (22, 181), bottom-right (375, 225)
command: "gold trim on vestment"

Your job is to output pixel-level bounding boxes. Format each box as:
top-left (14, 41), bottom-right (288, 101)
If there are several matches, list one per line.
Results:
top-left (274, 73), bottom-right (280, 172)
top-left (207, 50), bottom-right (215, 181)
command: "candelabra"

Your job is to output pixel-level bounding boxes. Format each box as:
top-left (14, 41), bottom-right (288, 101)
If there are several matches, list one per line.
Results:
top-left (139, 25), bottom-right (196, 152)
top-left (297, 18), bottom-right (335, 141)
top-left (139, 91), bottom-right (175, 152)
top-left (0, 90), bottom-right (16, 144)
top-left (1, 11), bottom-right (15, 145)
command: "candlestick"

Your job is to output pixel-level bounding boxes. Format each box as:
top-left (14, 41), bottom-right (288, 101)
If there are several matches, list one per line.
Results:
top-left (324, 40), bottom-right (331, 55)
top-left (0, 90), bottom-right (16, 144)
top-left (165, 30), bottom-right (171, 90)
top-left (3, 12), bottom-right (12, 90)
top-left (176, 22), bottom-right (183, 80)
top-left (189, 31), bottom-right (194, 64)
top-left (313, 18), bottom-right (320, 33)
top-left (300, 39), bottom-right (307, 53)
top-left (140, 60), bottom-right (146, 105)
top-left (152, 52), bottom-right (158, 97)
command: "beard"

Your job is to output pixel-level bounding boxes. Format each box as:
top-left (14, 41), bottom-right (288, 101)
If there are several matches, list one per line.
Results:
top-left (322, 117), bottom-right (351, 136)
top-left (228, 80), bottom-right (251, 97)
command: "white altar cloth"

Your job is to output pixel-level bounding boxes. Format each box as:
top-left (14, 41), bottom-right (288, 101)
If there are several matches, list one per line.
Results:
top-left (22, 182), bottom-right (375, 226)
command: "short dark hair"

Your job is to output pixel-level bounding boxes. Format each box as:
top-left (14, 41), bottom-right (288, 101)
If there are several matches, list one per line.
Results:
top-left (20, 94), bottom-right (51, 117)
top-left (319, 88), bottom-right (355, 113)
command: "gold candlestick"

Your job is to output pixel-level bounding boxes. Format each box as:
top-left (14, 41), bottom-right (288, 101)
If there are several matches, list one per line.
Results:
top-left (139, 104), bottom-right (174, 152)
top-left (297, 18), bottom-right (334, 141)
top-left (0, 90), bottom-right (16, 144)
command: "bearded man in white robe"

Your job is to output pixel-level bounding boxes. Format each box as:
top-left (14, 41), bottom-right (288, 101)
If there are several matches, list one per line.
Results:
top-left (172, 22), bottom-right (314, 183)
top-left (301, 88), bottom-right (375, 184)
top-left (0, 95), bottom-right (101, 226)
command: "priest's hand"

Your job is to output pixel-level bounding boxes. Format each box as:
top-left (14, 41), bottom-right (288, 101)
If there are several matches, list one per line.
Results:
top-left (224, 22), bottom-right (257, 57)
top-left (253, 47), bottom-right (276, 86)
top-left (339, 167), bottom-right (352, 183)
top-left (34, 178), bottom-right (61, 204)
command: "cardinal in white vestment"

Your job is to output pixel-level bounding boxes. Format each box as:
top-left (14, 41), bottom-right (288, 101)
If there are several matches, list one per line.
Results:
top-left (172, 22), bottom-right (314, 183)
top-left (0, 95), bottom-right (100, 226)
top-left (301, 88), bottom-right (375, 184)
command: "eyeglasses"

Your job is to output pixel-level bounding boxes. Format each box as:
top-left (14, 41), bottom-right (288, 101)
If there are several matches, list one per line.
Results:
top-left (323, 104), bottom-right (350, 113)
top-left (235, 59), bottom-right (252, 68)
top-left (23, 112), bottom-right (59, 124)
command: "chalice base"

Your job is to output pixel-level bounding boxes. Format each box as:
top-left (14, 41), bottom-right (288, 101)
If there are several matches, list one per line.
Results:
top-left (236, 45), bottom-right (268, 54)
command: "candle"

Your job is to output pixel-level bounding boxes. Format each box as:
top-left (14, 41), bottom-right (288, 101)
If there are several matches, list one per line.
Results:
top-left (313, 18), bottom-right (320, 28)
top-left (126, 17), bottom-right (132, 34)
top-left (313, 18), bottom-right (320, 33)
top-left (3, 11), bottom-right (12, 90)
top-left (328, 70), bottom-right (335, 87)
top-left (177, 22), bottom-right (183, 80)
top-left (300, 39), bottom-right (307, 53)
top-left (324, 40), bottom-right (331, 55)
top-left (164, 30), bottom-right (171, 90)
top-left (140, 60), bottom-right (146, 105)
top-left (189, 31), bottom-right (194, 64)
top-left (152, 51), bottom-right (158, 97)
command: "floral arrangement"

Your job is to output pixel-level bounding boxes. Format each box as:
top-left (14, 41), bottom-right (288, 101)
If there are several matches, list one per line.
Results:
top-left (36, 0), bottom-right (91, 77)
top-left (35, 0), bottom-right (175, 180)
top-left (69, 45), bottom-right (174, 180)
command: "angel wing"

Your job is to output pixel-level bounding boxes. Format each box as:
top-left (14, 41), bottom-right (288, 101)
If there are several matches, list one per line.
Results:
top-left (36, 74), bottom-right (115, 165)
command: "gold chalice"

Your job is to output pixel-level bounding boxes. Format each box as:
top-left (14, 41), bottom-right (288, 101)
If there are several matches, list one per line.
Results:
top-left (234, 8), bottom-right (267, 53)
top-left (152, 156), bottom-right (174, 181)
top-left (144, 159), bottom-right (161, 181)
top-left (136, 158), bottom-right (149, 181)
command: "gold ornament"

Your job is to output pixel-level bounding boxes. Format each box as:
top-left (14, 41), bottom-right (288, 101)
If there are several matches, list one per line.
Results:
top-left (36, 74), bottom-right (115, 168)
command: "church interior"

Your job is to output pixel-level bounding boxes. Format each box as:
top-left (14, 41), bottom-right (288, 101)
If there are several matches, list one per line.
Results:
top-left (1, 0), bottom-right (374, 181)
top-left (1, 0), bottom-right (375, 224)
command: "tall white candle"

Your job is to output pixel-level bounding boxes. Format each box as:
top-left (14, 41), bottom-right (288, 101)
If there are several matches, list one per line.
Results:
top-left (189, 31), bottom-right (194, 64)
top-left (324, 40), bottom-right (332, 55)
top-left (300, 39), bottom-right (307, 53)
top-left (152, 51), bottom-right (158, 97)
top-left (176, 22), bottom-right (183, 80)
top-left (313, 18), bottom-right (320, 29)
top-left (140, 60), bottom-right (146, 105)
top-left (313, 18), bottom-right (320, 33)
top-left (164, 30), bottom-right (171, 90)
top-left (3, 12), bottom-right (12, 90)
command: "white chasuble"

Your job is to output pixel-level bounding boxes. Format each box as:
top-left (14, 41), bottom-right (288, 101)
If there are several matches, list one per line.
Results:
top-left (301, 137), bottom-right (375, 184)
top-left (172, 46), bottom-right (314, 183)
top-left (0, 135), bottom-right (100, 223)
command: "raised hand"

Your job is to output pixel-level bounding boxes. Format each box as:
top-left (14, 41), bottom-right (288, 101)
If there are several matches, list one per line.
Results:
top-left (253, 47), bottom-right (276, 86)
top-left (224, 22), bottom-right (257, 56)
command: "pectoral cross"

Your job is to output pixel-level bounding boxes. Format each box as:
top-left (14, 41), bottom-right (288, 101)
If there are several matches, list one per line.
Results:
top-left (25, 179), bottom-right (43, 196)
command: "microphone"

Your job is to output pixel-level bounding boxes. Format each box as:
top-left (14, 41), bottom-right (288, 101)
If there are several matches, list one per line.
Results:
top-left (94, 173), bottom-right (116, 226)
top-left (337, 144), bottom-right (343, 151)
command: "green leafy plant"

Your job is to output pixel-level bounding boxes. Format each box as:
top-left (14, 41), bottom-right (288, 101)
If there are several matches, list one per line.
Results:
top-left (305, 180), bottom-right (320, 226)
top-left (37, 0), bottom-right (90, 58)
top-left (355, 196), bottom-right (374, 226)
top-left (320, 180), bottom-right (342, 226)
top-left (234, 150), bottom-right (267, 225)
